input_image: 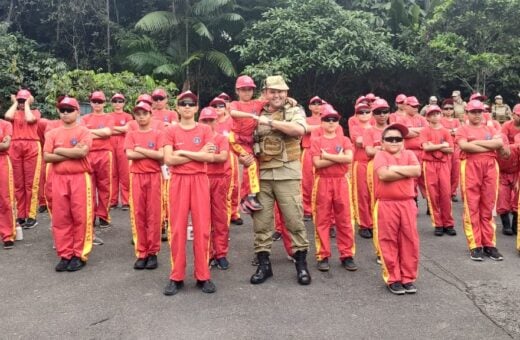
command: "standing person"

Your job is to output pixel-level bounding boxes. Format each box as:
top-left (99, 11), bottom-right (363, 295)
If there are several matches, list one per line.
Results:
top-left (389, 94), bottom-right (407, 123)
top-left (125, 101), bottom-right (164, 270)
top-left (419, 96), bottom-right (438, 116)
top-left (163, 91), bottom-right (216, 296)
top-left (109, 93), bottom-right (132, 210)
top-left (421, 105), bottom-right (456, 236)
top-left (373, 123), bottom-right (421, 295)
top-left (456, 100), bottom-right (504, 261)
top-left (81, 91), bottom-right (114, 229)
top-left (440, 99), bottom-right (461, 202)
top-left (491, 95), bottom-right (512, 125)
top-left (37, 118), bottom-right (49, 213)
top-left (43, 97), bottom-right (93, 272)
top-left (311, 104), bottom-right (356, 272)
top-left (4, 89), bottom-right (42, 229)
top-left (0, 116), bottom-right (16, 249)
top-left (199, 107), bottom-right (232, 270)
top-left (250, 75), bottom-right (311, 286)
top-left (452, 91), bottom-right (467, 123)
top-left (151, 88), bottom-right (178, 126)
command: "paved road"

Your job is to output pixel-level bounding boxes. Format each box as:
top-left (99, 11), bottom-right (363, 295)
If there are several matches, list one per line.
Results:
top-left (1, 198), bottom-right (519, 339)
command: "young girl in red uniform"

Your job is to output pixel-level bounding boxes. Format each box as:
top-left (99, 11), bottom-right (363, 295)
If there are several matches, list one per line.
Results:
top-left (0, 118), bottom-right (15, 249)
top-left (440, 99), bottom-right (461, 202)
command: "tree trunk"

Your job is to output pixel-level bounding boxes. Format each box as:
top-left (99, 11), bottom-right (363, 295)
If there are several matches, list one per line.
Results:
top-left (6, 0), bottom-right (15, 23)
top-left (106, 0), bottom-right (111, 72)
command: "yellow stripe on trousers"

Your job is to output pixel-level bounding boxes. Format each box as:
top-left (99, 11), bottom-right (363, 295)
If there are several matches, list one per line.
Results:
top-left (28, 141), bottom-right (42, 219)
top-left (372, 200), bottom-right (390, 284)
top-left (81, 173), bottom-right (94, 261)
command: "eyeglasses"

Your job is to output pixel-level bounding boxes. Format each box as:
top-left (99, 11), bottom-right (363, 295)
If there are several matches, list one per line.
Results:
top-left (442, 106), bottom-right (454, 110)
top-left (357, 110), bottom-right (371, 115)
top-left (112, 99), bottom-right (125, 104)
top-left (212, 104), bottom-right (226, 109)
top-left (310, 102), bottom-right (322, 106)
top-left (59, 107), bottom-right (75, 114)
top-left (383, 136), bottom-right (404, 143)
top-left (152, 96), bottom-right (165, 101)
top-left (178, 102), bottom-right (197, 107)
top-left (372, 110), bottom-right (389, 115)
top-left (17, 99), bottom-right (26, 104)
top-left (321, 117), bottom-right (339, 123)
top-left (91, 100), bottom-right (105, 104)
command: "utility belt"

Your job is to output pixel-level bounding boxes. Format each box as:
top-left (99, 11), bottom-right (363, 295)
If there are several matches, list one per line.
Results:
top-left (257, 134), bottom-right (301, 164)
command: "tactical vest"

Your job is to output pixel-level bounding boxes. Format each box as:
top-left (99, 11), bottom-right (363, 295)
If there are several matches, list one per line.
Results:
top-left (257, 104), bottom-right (302, 169)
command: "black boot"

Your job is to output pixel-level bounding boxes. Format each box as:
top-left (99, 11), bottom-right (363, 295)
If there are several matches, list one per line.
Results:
top-left (500, 213), bottom-right (513, 236)
top-left (512, 212), bottom-right (518, 235)
top-left (293, 250), bottom-right (311, 285)
top-left (250, 251), bottom-right (273, 284)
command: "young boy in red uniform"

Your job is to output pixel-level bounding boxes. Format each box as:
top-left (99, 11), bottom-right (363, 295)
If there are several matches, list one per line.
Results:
top-left (109, 93), bottom-right (133, 210)
top-left (421, 105), bottom-right (456, 236)
top-left (81, 91), bottom-right (114, 228)
top-left (163, 91), bottom-right (216, 296)
top-left (4, 89), bottom-right (42, 229)
top-left (373, 123), bottom-right (421, 295)
top-left (311, 104), bottom-right (357, 272)
top-left (151, 88), bottom-right (178, 126)
top-left (199, 107), bottom-right (232, 270)
top-left (456, 100), bottom-right (504, 261)
top-left (0, 117), bottom-right (16, 249)
top-left (440, 99), bottom-right (461, 202)
top-left (125, 102), bottom-right (164, 270)
top-left (43, 97), bottom-right (93, 272)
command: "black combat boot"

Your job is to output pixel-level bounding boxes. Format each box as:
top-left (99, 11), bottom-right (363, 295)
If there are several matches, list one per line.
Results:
top-left (500, 213), bottom-right (513, 236)
top-left (512, 212), bottom-right (518, 235)
top-left (250, 251), bottom-right (273, 284)
top-left (293, 250), bottom-right (311, 285)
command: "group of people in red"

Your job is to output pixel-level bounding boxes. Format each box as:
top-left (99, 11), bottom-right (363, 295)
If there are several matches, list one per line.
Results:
top-left (1, 76), bottom-right (519, 296)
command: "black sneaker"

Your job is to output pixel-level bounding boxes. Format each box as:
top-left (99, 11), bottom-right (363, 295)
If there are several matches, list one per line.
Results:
top-left (376, 256), bottom-right (382, 265)
top-left (23, 218), bottom-right (38, 229)
top-left (303, 214), bottom-right (312, 222)
top-left (16, 218), bottom-right (26, 227)
top-left (434, 227), bottom-right (444, 236)
top-left (359, 228), bottom-right (372, 239)
top-left (67, 256), bottom-right (86, 271)
top-left (98, 218), bottom-right (111, 228)
top-left (216, 257), bottom-right (229, 270)
top-left (145, 255), bottom-right (158, 269)
top-left (272, 231), bottom-right (282, 241)
top-left (317, 258), bottom-right (330, 272)
top-left (483, 247), bottom-right (504, 261)
top-left (196, 280), bottom-right (216, 293)
top-left (444, 226), bottom-right (457, 236)
top-left (329, 226), bottom-right (336, 239)
top-left (163, 280), bottom-right (184, 296)
top-left (470, 247), bottom-right (484, 261)
top-left (3, 241), bottom-right (14, 249)
top-left (110, 204), bottom-right (118, 210)
top-left (134, 257), bottom-right (147, 270)
top-left (231, 217), bottom-right (243, 225)
top-left (451, 195), bottom-right (459, 202)
top-left (55, 258), bottom-right (70, 272)
top-left (161, 226), bottom-right (168, 242)
top-left (121, 204), bottom-right (130, 211)
top-left (388, 282), bottom-right (406, 295)
top-left (38, 205), bottom-right (48, 213)
top-left (403, 282), bottom-right (417, 294)
top-left (341, 257), bottom-right (358, 271)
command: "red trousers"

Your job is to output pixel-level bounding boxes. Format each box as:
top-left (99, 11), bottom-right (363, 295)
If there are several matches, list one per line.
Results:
top-left (88, 150), bottom-right (112, 222)
top-left (460, 158), bottom-right (498, 249)
top-left (410, 149), bottom-right (425, 198)
top-left (168, 174), bottom-right (211, 281)
top-left (352, 160), bottom-right (372, 229)
top-left (497, 172), bottom-right (518, 214)
top-left (0, 155), bottom-right (16, 242)
top-left (209, 174), bottom-right (231, 259)
top-left (44, 164), bottom-right (54, 215)
top-left (38, 155), bottom-right (46, 206)
top-left (9, 140), bottom-right (42, 219)
top-left (312, 176), bottom-right (355, 260)
top-left (374, 200), bottom-right (419, 285)
top-left (274, 202), bottom-right (292, 256)
top-left (229, 152), bottom-right (240, 220)
top-left (51, 172), bottom-right (94, 261)
top-left (450, 148), bottom-right (461, 196)
top-left (423, 161), bottom-right (454, 227)
top-left (301, 148), bottom-right (314, 216)
top-left (110, 135), bottom-right (129, 206)
top-left (130, 172), bottom-right (162, 258)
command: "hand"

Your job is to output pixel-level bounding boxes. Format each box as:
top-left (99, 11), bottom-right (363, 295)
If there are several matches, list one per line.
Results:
top-left (202, 143), bottom-right (216, 153)
top-left (239, 153), bottom-right (255, 166)
top-left (28, 96), bottom-right (34, 105)
top-left (10, 95), bottom-right (17, 105)
top-left (257, 116), bottom-right (270, 126)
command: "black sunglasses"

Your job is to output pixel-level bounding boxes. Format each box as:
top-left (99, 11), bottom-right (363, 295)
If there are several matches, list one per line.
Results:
top-left (468, 110), bottom-right (483, 115)
top-left (17, 99), bottom-right (26, 104)
top-left (357, 110), bottom-right (371, 115)
top-left (178, 102), bottom-right (197, 107)
top-left (321, 117), bottom-right (339, 123)
top-left (383, 136), bottom-right (404, 143)
top-left (59, 107), bottom-right (75, 114)
top-left (112, 99), bottom-right (125, 104)
top-left (372, 110), bottom-right (389, 115)
top-left (310, 102), bottom-right (322, 105)
top-left (152, 96), bottom-right (165, 101)
top-left (212, 104), bottom-right (226, 109)
top-left (91, 100), bottom-right (105, 104)
top-left (443, 106), bottom-right (454, 110)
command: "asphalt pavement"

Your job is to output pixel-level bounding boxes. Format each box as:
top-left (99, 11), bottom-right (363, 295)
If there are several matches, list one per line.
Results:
top-left (1, 198), bottom-right (519, 339)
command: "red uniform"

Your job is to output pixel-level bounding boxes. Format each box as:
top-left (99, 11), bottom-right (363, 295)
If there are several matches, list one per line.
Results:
top-left (350, 123), bottom-right (373, 230)
top-left (81, 113), bottom-right (115, 223)
top-left (420, 126), bottom-right (455, 228)
top-left (37, 119), bottom-right (48, 207)
top-left (125, 128), bottom-right (164, 259)
top-left (207, 133), bottom-right (231, 260)
top-left (456, 125), bottom-right (499, 250)
top-left (373, 150), bottom-right (420, 285)
top-left (8, 109), bottom-right (42, 220)
top-left (152, 109), bottom-right (178, 125)
top-left (110, 111), bottom-right (133, 206)
top-left (0, 120), bottom-right (15, 242)
top-left (311, 133), bottom-right (355, 261)
top-left (440, 117), bottom-right (461, 197)
top-left (43, 120), bottom-right (63, 214)
top-left (496, 145), bottom-right (519, 215)
top-left (165, 123), bottom-right (213, 281)
top-left (301, 115), bottom-right (321, 216)
top-left (44, 126), bottom-right (93, 261)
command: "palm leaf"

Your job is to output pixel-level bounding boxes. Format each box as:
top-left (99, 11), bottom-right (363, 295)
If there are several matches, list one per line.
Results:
top-left (193, 0), bottom-right (233, 16)
top-left (153, 64), bottom-right (181, 77)
top-left (136, 11), bottom-right (178, 32)
top-left (127, 52), bottom-right (171, 71)
top-left (205, 50), bottom-right (236, 77)
top-left (192, 21), bottom-right (213, 41)
top-left (181, 52), bottom-right (205, 68)
top-left (218, 13), bottom-right (243, 22)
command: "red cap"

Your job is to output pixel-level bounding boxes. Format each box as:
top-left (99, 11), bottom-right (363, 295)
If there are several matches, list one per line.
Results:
top-left (177, 91), bottom-right (198, 102)
top-left (355, 103), bottom-right (370, 112)
top-left (426, 105), bottom-right (442, 115)
top-left (199, 107), bottom-right (218, 120)
top-left (395, 94), bottom-right (407, 104)
top-left (137, 94), bottom-right (153, 105)
top-left (217, 92), bottom-right (231, 101)
top-left (466, 100), bottom-right (485, 112)
top-left (470, 92), bottom-right (487, 101)
top-left (320, 104), bottom-right (340, 118)
top-left (355, 96), bottom-right (368, 105)
top-left (111, 93), bottom-right (125, 101)
top-left (235, 75), bottom-right (256, 89)
top-left (308, 96), bottom-right (323, 105)
top-left (58, 96), bottom-right (79, 110)
top-left (16, 89), bottom-right (32, 100)
top-left (371, 98), bottom-right (390, 111)
top-left (513, 104), bottom-right (520, 115)
top-left (90, 91), bottom-right (106, 102)
top-left (405, 96), bottom-right (420, 107)
top-left (133, 102), bottom-right (152, 113)
top-left (209, 97), bottom-right (226, 107)
top-left (152, 88), bottom-right (168, 98)
top-left (442, 98), bottom-right (454, 107)
top-left (365, 93), bottom-right (376, 102)
top-left (383, 123), bottom-right (409, 138)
